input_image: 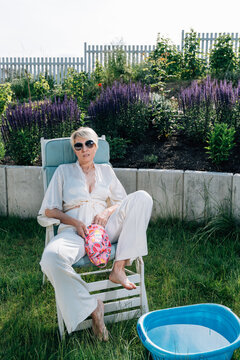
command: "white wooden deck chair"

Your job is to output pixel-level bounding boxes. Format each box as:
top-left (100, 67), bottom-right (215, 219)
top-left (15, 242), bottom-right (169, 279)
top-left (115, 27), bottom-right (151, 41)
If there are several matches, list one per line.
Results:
top-left (37, 136), bottom-right (149, 339)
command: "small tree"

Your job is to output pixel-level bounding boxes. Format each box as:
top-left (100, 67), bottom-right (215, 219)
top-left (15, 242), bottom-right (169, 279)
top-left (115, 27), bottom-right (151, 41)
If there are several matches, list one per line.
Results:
top-left (209, 34), bottom-right (237, 77)
top-left (145, 35), bottom-right (183, 89)
top-left (181, 29), bottom-right (206, 79)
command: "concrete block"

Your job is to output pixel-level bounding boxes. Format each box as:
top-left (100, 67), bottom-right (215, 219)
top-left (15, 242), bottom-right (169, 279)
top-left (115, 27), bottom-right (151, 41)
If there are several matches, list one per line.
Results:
top-left (0, 166), bottom-right (7, 216)
top-left (232, 174), bottom-right (240, 222)
top-left (7, 166), bottom-right (44, 218)
top-left (184, 171), bottom-right (233, 221)
top-left (114, 168), bottom-right (137, 194)
top-left (137, 169), bottom-right (184, 219)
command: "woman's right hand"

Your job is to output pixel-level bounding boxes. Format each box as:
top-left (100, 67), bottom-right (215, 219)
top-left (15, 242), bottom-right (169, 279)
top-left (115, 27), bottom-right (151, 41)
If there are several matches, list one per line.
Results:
top-left (45, 208), bottom-right (89, 239)
top-left (75, 220), bottom-right (89, 239)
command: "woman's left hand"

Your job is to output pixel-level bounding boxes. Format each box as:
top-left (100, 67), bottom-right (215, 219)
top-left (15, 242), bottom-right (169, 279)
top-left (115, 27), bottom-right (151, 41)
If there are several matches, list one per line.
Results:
top-left (92, 209), bottom-right (110, 228)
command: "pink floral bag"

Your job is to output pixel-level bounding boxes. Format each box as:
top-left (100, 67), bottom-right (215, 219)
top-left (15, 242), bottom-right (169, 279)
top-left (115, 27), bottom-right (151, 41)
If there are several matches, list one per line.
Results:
top-left (85, 224), bottom-right (111, 268)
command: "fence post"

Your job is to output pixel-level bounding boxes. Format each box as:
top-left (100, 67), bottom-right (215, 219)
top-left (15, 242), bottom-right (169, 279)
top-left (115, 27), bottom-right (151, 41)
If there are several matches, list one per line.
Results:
top-left (84, 42), bottom-right (87, 73)
top-left (181, 30), bottom-right (185, 51)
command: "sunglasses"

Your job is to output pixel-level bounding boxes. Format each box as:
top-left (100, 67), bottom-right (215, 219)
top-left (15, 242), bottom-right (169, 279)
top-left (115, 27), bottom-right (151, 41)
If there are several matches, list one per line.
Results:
top-left (74, 140), bottom-right (95, 151)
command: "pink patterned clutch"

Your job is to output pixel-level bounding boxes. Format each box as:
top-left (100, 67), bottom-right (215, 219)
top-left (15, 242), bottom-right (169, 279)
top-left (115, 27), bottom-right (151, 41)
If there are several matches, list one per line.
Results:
top-left (85, 224), bottom-right (111, 268)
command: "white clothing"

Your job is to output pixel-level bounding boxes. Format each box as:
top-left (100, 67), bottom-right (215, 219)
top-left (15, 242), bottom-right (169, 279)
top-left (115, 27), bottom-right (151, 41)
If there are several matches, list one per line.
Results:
top-left (39, 162), bottom-right (127, 233)
top-left (39, 162), bottom-right (153, 334)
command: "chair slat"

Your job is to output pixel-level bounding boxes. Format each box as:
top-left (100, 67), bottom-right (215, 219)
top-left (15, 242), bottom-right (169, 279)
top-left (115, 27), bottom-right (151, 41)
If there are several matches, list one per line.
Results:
top-left (87, 274), bottom-right (140, 292)
top-left (78, 309), bottom-right (141, 330)
top-left (95, 286), bottom-right (140, 302)
top-left (104, 297), bottom-right (141, 314)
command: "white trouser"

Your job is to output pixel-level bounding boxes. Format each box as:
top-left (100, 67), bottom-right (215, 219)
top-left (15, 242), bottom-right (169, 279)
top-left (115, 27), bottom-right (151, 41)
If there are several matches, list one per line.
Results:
top-left (40, 190), bottom-right (153, 334)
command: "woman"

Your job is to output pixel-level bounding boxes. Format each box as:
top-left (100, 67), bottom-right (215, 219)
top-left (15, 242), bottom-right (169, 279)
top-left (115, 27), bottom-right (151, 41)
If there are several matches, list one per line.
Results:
top-left (39, 127), bottom-right (153, 341)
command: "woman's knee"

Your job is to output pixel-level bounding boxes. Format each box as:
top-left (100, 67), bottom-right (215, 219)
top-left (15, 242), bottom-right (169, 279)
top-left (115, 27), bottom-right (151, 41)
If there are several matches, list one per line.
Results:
top-left (40, 247), bottom-right (60, 274)
top-left (132, 190), bottom-right (153, 207)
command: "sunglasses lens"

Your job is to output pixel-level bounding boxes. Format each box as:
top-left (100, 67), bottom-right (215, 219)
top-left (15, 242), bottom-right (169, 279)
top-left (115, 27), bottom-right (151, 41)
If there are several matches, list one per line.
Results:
top-left (74, 142), bottom-right (83, 150)
top-left (74, 140), bottom-right (95, 151)
top-left (86, 140), bottom-right (94, 148)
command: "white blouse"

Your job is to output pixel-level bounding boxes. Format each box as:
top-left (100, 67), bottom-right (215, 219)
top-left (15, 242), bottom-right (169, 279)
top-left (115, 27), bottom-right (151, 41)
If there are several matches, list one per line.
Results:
top-left (39, 161), bottom-right (127, 232)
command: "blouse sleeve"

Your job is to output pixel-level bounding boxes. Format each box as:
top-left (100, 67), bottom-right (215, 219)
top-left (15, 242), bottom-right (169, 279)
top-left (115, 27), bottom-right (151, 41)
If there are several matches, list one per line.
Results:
top-left (39, 166), bottom-right (63, 216)
top-left (108, 166), bottom-right (127, 205)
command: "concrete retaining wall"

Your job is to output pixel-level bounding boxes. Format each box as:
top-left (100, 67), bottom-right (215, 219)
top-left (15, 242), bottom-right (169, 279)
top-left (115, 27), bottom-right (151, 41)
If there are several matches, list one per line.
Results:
top-left (0, 165), bottom-right (239, 221)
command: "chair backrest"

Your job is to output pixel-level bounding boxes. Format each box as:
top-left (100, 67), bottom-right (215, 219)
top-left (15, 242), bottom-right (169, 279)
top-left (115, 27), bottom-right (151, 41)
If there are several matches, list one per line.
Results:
top-left (41, 136), bottom-right (110, 192)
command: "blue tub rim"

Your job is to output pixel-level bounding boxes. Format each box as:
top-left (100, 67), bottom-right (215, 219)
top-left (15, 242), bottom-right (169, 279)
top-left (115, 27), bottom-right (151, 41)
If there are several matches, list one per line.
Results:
top-left (137, 303), bottom-right (240, 359)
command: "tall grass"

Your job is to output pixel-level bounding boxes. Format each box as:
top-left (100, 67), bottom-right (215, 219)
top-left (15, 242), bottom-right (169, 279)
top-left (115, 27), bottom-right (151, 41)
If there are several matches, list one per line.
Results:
top-left (1, 216), bottom-right (240, 359)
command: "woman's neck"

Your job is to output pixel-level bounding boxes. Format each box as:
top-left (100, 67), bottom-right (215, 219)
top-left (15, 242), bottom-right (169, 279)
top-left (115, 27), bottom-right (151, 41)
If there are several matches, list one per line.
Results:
top-left (80, 162), bottom-right (95, 174)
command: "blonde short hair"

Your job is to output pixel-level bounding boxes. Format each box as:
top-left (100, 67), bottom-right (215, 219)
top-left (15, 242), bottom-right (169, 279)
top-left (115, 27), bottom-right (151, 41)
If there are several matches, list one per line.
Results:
top-left (70, 127), bottom-right (99, 149)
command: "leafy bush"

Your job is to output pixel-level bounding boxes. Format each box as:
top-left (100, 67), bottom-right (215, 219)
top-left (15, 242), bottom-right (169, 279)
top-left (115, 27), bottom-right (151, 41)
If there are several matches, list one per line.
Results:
top-left (151, 93), bottom-right (177, 138)
top-left (145, 35), bottom-right (183, 88)
top-left (181, 29), bottom-right (206, 80)
top-left (10, 73), bottom-right (53, 102)
top-left (88, 81), bottom-right (151, 142)
top-left (103, 47), bottom-right (132, 85)
top-left (1, 96), bottom-right (83, 165)
top-left (0, 137), bottom-right (5, 160)
top-left (62, 68), bottom-right (88, 108)
top-left (81, 61), bottom-right (105, 111)
top-left (143, 154), bottom-right (158, 164)
top-left (10, 72), bottom-right (36, 102)
top-left (33, 74), bottom-right (50, 99)
top-left (210, 35), bottom-right (237, 77)
top-left (106, 137), bottom-right (130, 160)
top-left (205, 123), bottom-right (236, 165)
top-left (0, 83), bottom-right (13, 118)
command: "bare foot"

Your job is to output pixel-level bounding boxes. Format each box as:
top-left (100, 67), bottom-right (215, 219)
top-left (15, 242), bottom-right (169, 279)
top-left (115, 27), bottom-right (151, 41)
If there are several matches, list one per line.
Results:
top-left (91, 299), bottom-right (109, 341)
top-left (109, 263), bottom-right (137, 290)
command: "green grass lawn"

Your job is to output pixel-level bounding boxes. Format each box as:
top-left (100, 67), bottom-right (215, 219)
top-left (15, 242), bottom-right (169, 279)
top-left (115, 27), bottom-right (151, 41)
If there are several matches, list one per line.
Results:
top-left (1, 216), bottom-right (240, 360)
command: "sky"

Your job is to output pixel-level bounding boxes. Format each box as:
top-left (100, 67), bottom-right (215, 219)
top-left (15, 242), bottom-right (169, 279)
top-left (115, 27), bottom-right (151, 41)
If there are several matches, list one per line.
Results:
top-left (1, 0), bottom-right (240, 58)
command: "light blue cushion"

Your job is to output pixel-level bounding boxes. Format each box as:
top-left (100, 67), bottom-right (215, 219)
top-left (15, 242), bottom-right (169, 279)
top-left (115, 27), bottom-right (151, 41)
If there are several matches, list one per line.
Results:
top-left (73, 243), bottom-right (117, 268)
top-left (43, 137), bottom-right (110, 186)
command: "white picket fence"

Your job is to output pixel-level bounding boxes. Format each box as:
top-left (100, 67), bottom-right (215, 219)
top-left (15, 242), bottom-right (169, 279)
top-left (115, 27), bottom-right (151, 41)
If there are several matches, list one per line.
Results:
top-left (0, 57), bottom-right (85, 84)
top-left (181, 30), bottom-right (240, 59)
top-left (0, 43), bottom-right (156, 84)
top-left (1, 31), bottom-right (240, 83)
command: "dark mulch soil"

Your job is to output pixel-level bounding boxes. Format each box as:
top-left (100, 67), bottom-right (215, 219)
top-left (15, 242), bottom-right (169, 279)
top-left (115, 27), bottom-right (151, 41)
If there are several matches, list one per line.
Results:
top-left (111, 135), bottom-right (240, 174)
top-left (1, 135), bottom-right (240, 174)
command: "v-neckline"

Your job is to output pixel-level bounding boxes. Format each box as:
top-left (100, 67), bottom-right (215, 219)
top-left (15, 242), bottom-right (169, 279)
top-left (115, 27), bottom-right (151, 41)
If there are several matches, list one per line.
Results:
top-left (77, 161), bottom-right (97, 195)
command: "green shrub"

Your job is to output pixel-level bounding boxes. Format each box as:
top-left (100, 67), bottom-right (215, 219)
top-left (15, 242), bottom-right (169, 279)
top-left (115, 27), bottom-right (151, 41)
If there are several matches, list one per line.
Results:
top-left (205, 123), bottom-right (236, 165)
top-left (181, 29), bottom-right (206, 79)
top-left (62, 68), bottom-right (88, 108)
top-left (0, 137), bottom-right (5, 160)
top-left (81, 61), bottom-right (105, 111)
top-left (107, 137), bottom-right (130, 160)
top-left (145, 35), bottom-right (183, 89)
top-left (209, 35), bottom-right (237, 77)
top-left (151, 93), bottom-right (177, 138)
top-left (10, 74), bottom-right (34, 101)
top-left (0, 83), bottom-right (13, 117)
top-left (143, 154), bottom-right (158, 164)
top-left (7, 127), bottom-right (40, 165)
top-left (103, 47), bottom-right (132, 85)
top-left (33, 74), bottom-right (50, 99)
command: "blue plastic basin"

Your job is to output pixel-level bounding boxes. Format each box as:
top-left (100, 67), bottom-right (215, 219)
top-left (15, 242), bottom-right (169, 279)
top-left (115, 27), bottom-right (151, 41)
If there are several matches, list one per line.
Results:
top-left (137, 304), bottom-right (240, 359)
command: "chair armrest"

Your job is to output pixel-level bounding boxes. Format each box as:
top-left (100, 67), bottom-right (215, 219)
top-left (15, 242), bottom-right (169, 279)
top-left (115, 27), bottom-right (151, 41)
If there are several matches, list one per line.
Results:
top-left (37, 215), bottom-right (60, 227)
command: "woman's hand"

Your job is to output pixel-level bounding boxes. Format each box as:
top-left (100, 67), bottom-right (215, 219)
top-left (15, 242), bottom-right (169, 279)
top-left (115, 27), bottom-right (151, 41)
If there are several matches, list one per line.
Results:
top-left (92, 209), bottom-right (110, 228)
top-left (92, 204), bottom-right (119, 228)
top-left (45, 208), bottom-right (89, 239)
top-left (75, 220), bottom-right (89, 238)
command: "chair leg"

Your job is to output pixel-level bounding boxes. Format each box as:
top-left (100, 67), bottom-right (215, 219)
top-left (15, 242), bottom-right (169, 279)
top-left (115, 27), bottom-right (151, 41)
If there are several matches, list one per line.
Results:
top-left (136, 257), bottom-right (149, 314)
top-left (42, 226), bottom-right (54, 285)
top-left (56, 299), bottom-right (65, 340)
